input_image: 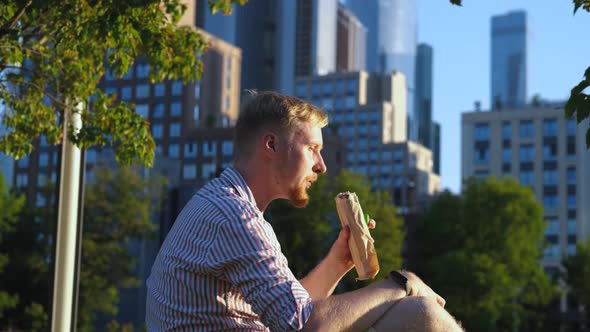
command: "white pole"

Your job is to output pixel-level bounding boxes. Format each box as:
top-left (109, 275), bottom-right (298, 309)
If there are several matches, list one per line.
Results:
top-left (51, 101), bottom-right (83, 332)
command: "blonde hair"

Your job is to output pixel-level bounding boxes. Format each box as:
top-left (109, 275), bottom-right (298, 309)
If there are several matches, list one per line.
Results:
top-left (234, 91), bottom-right (328, 162)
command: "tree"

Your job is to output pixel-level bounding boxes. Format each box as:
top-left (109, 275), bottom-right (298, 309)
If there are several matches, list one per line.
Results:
top-left (0, 164), bottom-right (167, 331)
top-left (414, 178), bottom-right (558, 331)
top-left (562, 240), bottom-right (590, 319)
top-left (449, 0), bottom-right (590, 148)
top-left (0, 174), bottom-right (25, 319)
top-left (0, 0), bottom-right (246, 167)
top-left (268, 170), bottom-right (404, 292)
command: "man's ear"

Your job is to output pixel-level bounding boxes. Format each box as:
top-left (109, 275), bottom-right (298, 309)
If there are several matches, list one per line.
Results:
top-left (262, 132), bottom-right (278, 157)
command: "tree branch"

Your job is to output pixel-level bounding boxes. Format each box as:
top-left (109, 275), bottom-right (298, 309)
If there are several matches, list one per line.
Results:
top-left (0, 0), bottom-right (33, 39)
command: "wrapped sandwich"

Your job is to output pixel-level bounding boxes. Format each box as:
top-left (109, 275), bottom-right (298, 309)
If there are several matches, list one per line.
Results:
top-left (335, 192), bottom-right (379, 280)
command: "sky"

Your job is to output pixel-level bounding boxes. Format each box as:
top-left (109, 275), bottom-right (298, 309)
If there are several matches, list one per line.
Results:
top-left (416, 1), bottom-right (590, 193)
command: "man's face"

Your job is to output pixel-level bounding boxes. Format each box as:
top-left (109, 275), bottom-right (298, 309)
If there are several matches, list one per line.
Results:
top-left (277, 121), bottom-right (327, 208)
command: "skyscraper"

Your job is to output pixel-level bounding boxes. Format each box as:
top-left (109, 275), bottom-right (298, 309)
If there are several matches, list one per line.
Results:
top-left (414, 43), bottom-right (440, 174)
top-left (345, 0), bottom-right (417, 139)
top-left (336, 2), bottom-right (367, 72)
top-left (491, 10), bottom-right (530, 110)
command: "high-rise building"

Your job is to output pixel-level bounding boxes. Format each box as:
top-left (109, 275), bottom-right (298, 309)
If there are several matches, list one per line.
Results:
top-left (294, 0), bottom-right (338, 77)
top-left (414, 43), bottom-right (440, 175)
top-left (491, 10), bottom-right (530, 110)
top-left (296, 71), bottom-right (440, 212)
top-left (345, 0), bottom-right (417, 139)
top-left (336, 3), bottom-right (367, 72)
top-left (462, 105), bottom-right (590, 314)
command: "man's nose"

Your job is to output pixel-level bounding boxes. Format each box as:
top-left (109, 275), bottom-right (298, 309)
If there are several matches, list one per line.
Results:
top-left (313, 152), bottom-right (327, 174)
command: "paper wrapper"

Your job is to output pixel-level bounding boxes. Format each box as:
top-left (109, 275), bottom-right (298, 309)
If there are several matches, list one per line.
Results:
top-left (335, 192), bottom-right (379, 280)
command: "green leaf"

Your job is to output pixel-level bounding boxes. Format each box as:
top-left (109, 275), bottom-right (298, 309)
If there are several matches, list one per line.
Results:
top-left (450, 0), bottom-right (463, 6)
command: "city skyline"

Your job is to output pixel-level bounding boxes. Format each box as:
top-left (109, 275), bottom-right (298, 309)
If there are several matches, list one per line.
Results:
top-left (417, 1), bottom-right (590, 192)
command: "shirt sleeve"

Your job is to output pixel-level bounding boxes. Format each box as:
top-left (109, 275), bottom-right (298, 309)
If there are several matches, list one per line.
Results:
top-left (210, 206), bottom-right (313, 331)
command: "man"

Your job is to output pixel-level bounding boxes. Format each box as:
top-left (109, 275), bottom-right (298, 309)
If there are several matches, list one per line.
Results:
top-left (146, 92), bottom-right (462, 331)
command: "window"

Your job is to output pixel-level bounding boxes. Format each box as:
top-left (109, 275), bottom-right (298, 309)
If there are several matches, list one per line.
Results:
top-left (39, 153), bottom-right (49, 167)
top-left (201, 163), bottom-right (216, 179)
top-left (474, 146), bottom-right (490, 164)
top-left (168, 144), bottom-right (180, 158)
top-left (312, 82), bottom-right (321, 96)
top-left (137, 63), bottom-right (150, 78)
top-left (323, 81), bottom-right (333, 94)
top-left (121, 86), bottom-right (132, 100)
top-left (169, 123), bottom-right (181, 137)
top-left (567, 219), bottom-right (577, 235)
top-left (193, 105), bottom-right (200, 124)
top-left (86, 149), bottom-right (96, 164)
top-left (203, 141), bottom-right (217, 157)
top-left (567, 168), bottom-right (576, 184)
top-left (194, 83), bottom-right (200, 99)
top-left (154, 83), bottom-right (165, 97)
top-left (544, 244), bottom-right (559, 259)
top-left (296, 83), bottom-right (307, 97)
top-left (184, 143), bottom-right (197, 158)
top-left (567, 244), bottom-right (576, 256)
top-left (519, 120), bottom-right (534, 138)
top-left (152, 103), bottom-right (165, 118)
top-left (567, 140), bottom-right (576, 159)
top-left (543, 169), bottom-right (557, 185)
top-left (152, 124), bottom-right (163, 139)
top-left (544, 218), bottom-right (558, 236)
top-left (122, 66), bottom-right (134, 79)
top-left (474, 123), bottom-right (489, 141)
top-left (502, 122), bottom-right (511, 139)
top-left (16, 173), bottom-right (27, 188)
top-left (136, 104), bottom-right (149, 118)
top-left (567, 193), bottom-right (576, 209)
top-left (567, 119), bottom-right (576, 137)
top-left (347, 79), bottom-right (357, 93)
top-left (136, 84), bottom-right (150, 98)
top-left (519, 144), bottom-right (534, 163)
top-left (183, 164), bottom-right (196, 179)
top-left (224, 96), bottom-right (230, 110)
top-left (543, 193), bottom-right (558, 210)
top-left (502, 147), bottom-right (512, 163)
top-left (543, 142), bottom-right (557, 161)
top-left (222, 140), bottom-right (233, 156)
top-left (171, 81), bottom-right (183, 96)
top-left (519, 170), bottom-right (533, 186)
top-left (335, 80), bottom-right (344, 94)
top-left (344, 96), bottom-right (356, 109)
top-left (170, 102), bottom-right (182, 117)
top-left (543, 119), bottom-right (557, 137)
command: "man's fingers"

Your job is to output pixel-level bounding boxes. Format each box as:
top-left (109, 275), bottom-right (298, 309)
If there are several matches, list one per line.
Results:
top-left (368, 219), bottom-right (376, 229)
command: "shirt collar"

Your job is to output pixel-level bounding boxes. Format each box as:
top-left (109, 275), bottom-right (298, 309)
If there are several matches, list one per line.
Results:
top-left (219, 166), bottom-right (259, 211)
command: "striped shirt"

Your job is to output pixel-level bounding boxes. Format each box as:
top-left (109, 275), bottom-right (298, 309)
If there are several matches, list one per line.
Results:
top-left (146, 167), bottom-right (313, 331)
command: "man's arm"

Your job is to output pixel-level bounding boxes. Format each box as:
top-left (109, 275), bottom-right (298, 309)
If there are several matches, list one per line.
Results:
top-left (299, 227), bottom-right (354, 300)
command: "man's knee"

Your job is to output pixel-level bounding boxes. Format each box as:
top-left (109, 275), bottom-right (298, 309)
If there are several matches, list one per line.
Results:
top-left (397, 296), bottom-right (462, 332)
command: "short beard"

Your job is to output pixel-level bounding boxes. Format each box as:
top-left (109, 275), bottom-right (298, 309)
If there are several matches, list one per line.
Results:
top-left (288, 184), bottom-right (309, 208)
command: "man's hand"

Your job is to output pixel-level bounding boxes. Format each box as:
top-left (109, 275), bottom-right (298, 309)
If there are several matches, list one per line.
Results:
top-left (400, 271), bottom-right (446, 307)
top-left (326, 219), bottom-right (377, 275)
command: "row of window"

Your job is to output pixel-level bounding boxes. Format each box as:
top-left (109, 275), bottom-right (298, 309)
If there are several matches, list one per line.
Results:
top-left (103, 80), bottom-right (186, 100)
top-left (545, 218), bottom-right (577, 236)
top-left (135, 102), bottom-right (184, 119)
top-left (544, 243), bottom-right (576, 258)
top-left (296, 79), bottom-right (359, 98)
top-left (474, 118), bottom-right (577, 141)
top-left (474, 141), bottom-right (576, 165)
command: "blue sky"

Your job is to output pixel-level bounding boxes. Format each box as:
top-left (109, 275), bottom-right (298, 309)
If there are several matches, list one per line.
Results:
top-left (417, 1), bottom-right (590, 192)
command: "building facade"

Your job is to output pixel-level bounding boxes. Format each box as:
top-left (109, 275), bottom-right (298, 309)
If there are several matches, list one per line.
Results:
top-left (491, 10), bottom-right (530, 110)
top-left (336, 3), bottom-right (367, 73)
top-left (296, 71), bottom-right (440, 211)
top-left (462, 106), bottom-right (590, 313)
top-left (346, 0), bottom-right (417, 140)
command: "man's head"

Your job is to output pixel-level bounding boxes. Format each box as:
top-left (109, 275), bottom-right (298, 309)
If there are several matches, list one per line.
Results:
top-left (234, 91), bottom-right (328, 208)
